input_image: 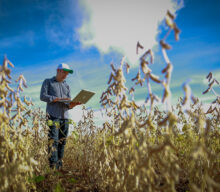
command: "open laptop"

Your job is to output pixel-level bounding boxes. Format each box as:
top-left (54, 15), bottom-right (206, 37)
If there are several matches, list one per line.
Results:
top-left (59, 89), bottom-right (95, 104)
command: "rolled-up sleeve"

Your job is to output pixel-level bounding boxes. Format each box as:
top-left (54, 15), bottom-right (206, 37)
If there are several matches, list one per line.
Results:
top-left (40, 79), bottom-right (56, 103)
top-left (67, 84), bottom-right (71, 99)
top-left (65, 84), bottom-right (71, 108)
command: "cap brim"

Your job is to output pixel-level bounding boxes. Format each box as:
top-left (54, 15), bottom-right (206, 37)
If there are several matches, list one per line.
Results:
top-left (63, 68), bottom-right (73, 74)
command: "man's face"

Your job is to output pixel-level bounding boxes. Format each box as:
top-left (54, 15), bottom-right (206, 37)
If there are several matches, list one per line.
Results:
top-left (57, 69), bottom-right (69, 81)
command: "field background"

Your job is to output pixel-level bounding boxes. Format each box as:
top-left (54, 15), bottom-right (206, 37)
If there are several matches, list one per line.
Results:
top-left (0, 0), bottom-right (220, 191)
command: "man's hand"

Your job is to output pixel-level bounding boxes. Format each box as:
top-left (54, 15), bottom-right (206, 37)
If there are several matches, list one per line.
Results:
top-left (52, 98), bottom-right (70, 102)
top-left (69, 101), bottom-right (81, 109)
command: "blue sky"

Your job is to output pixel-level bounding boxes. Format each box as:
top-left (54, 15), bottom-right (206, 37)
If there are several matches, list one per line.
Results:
top-left (0, 0), bottom-right (219, 123)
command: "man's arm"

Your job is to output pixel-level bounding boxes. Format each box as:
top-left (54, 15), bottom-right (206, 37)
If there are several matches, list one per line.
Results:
top-left (69, 101), bottom-right (81, 109)
top-left (40, 79), bottom-right (57, 103)
top-left (65, 84), bottom-right (82, 109)
top-left (66, 84), bottom-right (71, 99)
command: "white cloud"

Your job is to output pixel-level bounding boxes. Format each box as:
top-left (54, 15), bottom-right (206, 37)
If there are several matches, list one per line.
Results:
top-left (77, 0), bottom-right (183, 65)
top-left (66, 105), bottom-right (84, 123)
top-left (66, 106), bottom-right (110, 127)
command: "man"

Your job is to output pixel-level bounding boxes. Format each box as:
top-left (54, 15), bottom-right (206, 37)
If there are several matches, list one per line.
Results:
top-left (40, 63), bottom-right (81, 170)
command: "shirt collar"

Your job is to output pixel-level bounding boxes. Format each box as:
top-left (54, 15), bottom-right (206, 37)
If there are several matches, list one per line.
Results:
top-left (52, 76), bottom-right (66, 83)
top-left (52, 76), bottom-right (57, 82)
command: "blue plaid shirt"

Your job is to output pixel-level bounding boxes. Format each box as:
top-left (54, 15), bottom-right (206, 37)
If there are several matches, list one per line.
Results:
top-left (40, 76), bottom-right (71, 119)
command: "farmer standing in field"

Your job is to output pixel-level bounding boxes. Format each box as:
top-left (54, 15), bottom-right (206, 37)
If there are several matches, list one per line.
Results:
top-left (40, 63), bottom-right (81, 170)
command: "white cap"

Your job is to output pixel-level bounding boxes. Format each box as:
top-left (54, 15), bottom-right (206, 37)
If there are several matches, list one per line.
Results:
top-left (57, 63), bottom-right (73, 74)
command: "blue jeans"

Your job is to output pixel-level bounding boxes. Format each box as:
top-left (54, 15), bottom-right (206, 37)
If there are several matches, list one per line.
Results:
top-left (48, 116), bottom-right (69, 170)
